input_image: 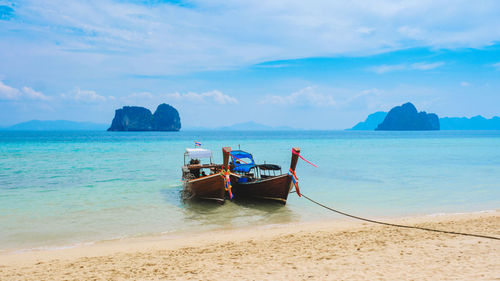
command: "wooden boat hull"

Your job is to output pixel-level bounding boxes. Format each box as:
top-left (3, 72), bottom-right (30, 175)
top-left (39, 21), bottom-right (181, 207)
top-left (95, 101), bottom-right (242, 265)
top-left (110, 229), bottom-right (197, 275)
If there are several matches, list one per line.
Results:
top-left (230, 174), bottom-right (292, 204)
top-left (183, 173), bottom-right (226, 203)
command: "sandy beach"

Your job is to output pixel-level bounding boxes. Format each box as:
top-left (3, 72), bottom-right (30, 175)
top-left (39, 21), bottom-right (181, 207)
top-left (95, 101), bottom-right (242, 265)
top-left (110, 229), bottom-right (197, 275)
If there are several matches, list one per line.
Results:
top-left (0, 211), bottom-right (498, 280)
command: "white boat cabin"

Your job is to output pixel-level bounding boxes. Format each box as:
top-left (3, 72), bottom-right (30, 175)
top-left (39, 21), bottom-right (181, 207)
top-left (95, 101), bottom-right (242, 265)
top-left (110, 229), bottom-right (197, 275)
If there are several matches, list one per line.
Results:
top-left (184, 148), bottom-right (213, 165)
top-left (183, 148), bottom-right (220, 180)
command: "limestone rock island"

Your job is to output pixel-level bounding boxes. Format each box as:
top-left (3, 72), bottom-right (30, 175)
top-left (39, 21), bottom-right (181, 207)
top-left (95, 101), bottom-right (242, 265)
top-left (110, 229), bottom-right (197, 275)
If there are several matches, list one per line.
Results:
top-left (376, 102), bottom-right (439, 131)
top-left (152, 103), bottom-right (181, 131)
top-left (108, 103), bottom-right (181, 131)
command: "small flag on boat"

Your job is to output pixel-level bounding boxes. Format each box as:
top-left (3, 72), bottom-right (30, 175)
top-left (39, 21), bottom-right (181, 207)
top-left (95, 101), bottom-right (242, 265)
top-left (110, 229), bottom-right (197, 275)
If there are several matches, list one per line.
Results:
top-left (194, 141), bottom-right (201, 147)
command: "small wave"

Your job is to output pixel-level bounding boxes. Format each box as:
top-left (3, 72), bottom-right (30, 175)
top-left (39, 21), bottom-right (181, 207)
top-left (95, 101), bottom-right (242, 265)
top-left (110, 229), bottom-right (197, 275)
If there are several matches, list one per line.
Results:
top-left (426, 209), bottom-right (497, 217)
top-left (12, 241), bottom-right (95, 254)
top-left (94, 178), bottom-right (121, 183)
top-left (164, 182), bottom-right (183, 189)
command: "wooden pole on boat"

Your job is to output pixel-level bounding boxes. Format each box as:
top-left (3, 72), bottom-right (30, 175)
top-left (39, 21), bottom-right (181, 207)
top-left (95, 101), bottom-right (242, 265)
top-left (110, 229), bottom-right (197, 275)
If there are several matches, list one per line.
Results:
top-left (222, 147), bottom-right (231, 170)
top-left (288, 147), bottom-right (301, 196)
top-left (222, 147), bottom-right (233, 199)
top-left (290, 147), bottom-right (300, 172)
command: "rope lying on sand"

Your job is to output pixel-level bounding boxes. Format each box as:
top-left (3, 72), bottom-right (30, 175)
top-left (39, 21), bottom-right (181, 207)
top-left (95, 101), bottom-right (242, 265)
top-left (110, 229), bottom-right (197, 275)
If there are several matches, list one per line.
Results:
top-left (299, 193), bottom-right (500, 241)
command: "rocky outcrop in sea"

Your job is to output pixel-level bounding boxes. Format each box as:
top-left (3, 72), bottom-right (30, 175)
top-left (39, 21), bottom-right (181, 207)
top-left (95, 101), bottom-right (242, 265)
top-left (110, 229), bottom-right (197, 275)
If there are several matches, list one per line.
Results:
top-left (375, 102), bottom-right (439, 131)
top-left (152, 103), bottom-right (181, 131)
top-left (107, 104), bottom-right (181, 131)
top-left (350, 111), bottom-right (387, 130)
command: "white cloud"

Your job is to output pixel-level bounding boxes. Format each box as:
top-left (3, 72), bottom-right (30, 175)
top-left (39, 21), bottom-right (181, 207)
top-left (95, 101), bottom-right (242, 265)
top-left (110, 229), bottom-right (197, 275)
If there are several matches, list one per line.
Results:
top-left (369, 62), bottom-right (444, 73)
top-left (121, 90), bottom-right (238, 105)
top-left (460, 81), bottom-right (471, 87)
top-left (369, 64), bottom-right (406, 74)
top-left (262, 86), bottom-right (336, 107)
top-left (411, 62), bottom-right (444, 70)
top-left (61, 88), bottom-right (107, 103)
top-left (0, 81), bottom-right (50, 101)
top-left (356, 27), bottom-right (375, 35)
top-left (0, 81), bottom-right (21, 100)
top-left (493, 62), bottom-right (500, 70)
top-left (398, 26), bottom-right (423, 39)
top-left (21, 87), bottom-right (50, 101)
top-left (355, 88), bottom-right (383, 99)
top-left (2, 1), bottom-right (500, 75)
top-left (166, 90), bottom-right (238, 104)
top-left (127, 92), bottom-right (155, 100)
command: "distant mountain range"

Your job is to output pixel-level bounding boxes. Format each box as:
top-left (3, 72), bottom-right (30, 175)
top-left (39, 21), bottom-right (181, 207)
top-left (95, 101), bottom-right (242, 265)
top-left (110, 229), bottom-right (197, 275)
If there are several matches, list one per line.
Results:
top-left (2, 120), bottom-right (295, 131)
top-left (1, 120), bottom-right (108, 131)
top-left (351, 112), bottom-right (500, 130)
top-left (440, 116), bottom-right (500, 130)
top-left (5, 116), bottom-right (499, 131)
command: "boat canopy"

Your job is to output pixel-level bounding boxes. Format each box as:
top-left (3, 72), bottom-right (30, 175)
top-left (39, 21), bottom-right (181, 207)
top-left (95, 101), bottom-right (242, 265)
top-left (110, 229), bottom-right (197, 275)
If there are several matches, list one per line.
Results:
top-left (230, 150), bottom-right (256, 173)
top-left (257, 164), bottom-right (281, 171)
top-left (185, 148), bottom-right (212, 159)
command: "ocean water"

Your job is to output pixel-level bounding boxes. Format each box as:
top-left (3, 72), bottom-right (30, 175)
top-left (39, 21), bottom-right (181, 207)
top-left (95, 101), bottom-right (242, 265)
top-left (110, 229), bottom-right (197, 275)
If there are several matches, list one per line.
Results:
top-left (0, 130), bottom-right (499, 251)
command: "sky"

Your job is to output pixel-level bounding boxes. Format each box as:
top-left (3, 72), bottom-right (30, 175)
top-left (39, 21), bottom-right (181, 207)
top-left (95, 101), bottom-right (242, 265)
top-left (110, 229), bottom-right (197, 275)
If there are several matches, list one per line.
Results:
top-left (0, 0), bottom-right (499, 129)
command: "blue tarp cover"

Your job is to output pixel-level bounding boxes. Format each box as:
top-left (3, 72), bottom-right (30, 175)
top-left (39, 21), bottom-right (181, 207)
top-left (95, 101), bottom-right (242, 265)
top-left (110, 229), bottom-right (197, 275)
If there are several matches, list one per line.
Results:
top-left (231, 150), bottom-right (255, 173)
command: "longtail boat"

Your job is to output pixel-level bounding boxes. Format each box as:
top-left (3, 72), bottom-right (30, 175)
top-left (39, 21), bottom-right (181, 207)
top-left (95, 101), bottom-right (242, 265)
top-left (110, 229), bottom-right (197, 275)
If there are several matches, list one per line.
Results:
top-left (181, 147), bottom-right (233, 203)
top-left (225, 147), bottom-right (300, 204)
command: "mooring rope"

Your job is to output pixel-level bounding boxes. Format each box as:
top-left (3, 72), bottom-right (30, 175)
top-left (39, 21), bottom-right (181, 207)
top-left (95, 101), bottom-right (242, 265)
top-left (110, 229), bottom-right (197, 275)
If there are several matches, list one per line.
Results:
top-left (300, 193), bottom-right (500, 241)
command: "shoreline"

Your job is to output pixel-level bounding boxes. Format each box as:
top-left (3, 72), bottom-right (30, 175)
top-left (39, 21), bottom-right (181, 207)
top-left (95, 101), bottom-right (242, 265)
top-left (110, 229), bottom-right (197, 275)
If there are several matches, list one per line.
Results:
top-left (1, 208), bottom-right (498, 255)
top-left (1, 210), bottom-right (498, 280)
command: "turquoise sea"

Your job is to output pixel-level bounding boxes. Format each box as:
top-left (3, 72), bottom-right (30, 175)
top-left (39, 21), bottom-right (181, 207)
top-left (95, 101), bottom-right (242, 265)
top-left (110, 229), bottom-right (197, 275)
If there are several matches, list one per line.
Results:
top-left (1, 130), bottom-right (499, 251)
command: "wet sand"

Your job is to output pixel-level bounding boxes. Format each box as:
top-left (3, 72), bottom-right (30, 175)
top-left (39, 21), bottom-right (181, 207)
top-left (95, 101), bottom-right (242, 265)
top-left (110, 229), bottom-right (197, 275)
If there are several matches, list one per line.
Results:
top-left (0, 211), bottom-right (499, 280)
